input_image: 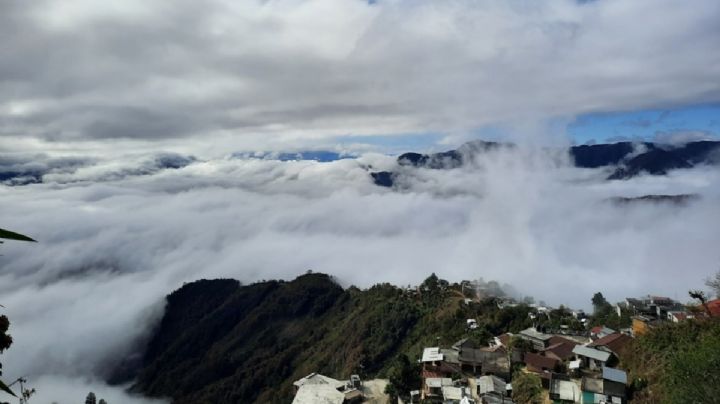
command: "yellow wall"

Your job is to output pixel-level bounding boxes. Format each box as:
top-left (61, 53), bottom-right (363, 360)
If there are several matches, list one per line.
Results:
top-left (632, 318), bottom-right (650, 336)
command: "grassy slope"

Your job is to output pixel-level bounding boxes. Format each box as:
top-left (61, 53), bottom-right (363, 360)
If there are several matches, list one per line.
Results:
top-left (620, 318), bottom-right (720, 404)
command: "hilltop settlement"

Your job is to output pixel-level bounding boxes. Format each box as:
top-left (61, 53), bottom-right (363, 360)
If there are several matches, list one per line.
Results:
top-left (291, 282), bottom-right (719, 404)
top-left (124, 272), bottom-right (720, 404)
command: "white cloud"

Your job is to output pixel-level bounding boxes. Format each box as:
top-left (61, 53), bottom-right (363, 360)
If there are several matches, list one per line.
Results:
top-left (1, 147), bottom-right (718, 399)
top-left (1, 0), bottom-right (719, 154)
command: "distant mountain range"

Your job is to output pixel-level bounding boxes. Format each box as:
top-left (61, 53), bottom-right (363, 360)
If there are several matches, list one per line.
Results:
top-left (371, 140), bottom-right (720, 187)
top-left (231, 150), bottom-right (356, 162)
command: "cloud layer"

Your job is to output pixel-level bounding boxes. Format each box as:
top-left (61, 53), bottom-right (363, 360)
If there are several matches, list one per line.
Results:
top-left (1, 147), bottom-right (719, 400)
top-left (2, 1), bottom-right (720, 401)
top-left (2, 0), bottom-right (720, 154)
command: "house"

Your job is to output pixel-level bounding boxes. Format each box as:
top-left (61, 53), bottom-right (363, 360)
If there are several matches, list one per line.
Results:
top-left (453, 338), bottom-right (479, 351)
top-left (293, 373), bottom-right (346, 391)
top-left (422, 347), bottom-right (457, 383)
top-left (602, 367), bottom-right (627, 401)
top-left (622, 298), bottom-right (645, 315)
top-left (622, 295), bottom-right (683, 319)
top-left (549, 374), bottom-right (581, 403)
top-left (423, 377), bottom-right (453, 399)
top-left (542, 336), bottom-right (579, 362)
top-left (292, 373), bottom-right (363, 404)
top-left (580, 367), bottom-right (627, 404)
top-left (480, 396), bottom-right (515, 404)
top-left (572, 345), bottom-right (612, 370)
top-left (524, 352), bottom-right (560, 374)
top-left (292, 384), bottom-right (345, 404)
top-left (580, 377), bottom-right (605, 404)
top-left (476, 375), bottom-right (508, 398)
top-left (567, 359), bottom-right (582, 378)
top-left (422, 347), bottom-right (445, 365)
top-left (588, 333), bottom-right (632, 357)
top-left (667, 311), bottom-right (693, 322)
top-left (589, 326), bottom-right (615, 340)
top-left (518, 327), bottom-right (553, 350)
top-left (700, 298), bottom-right (720, 317)
top-left (458, 347), bottom-right (510, 377)
top-left (442, 386), bottom-right (475, 403)
top-left (631, 315), bottom-right (657, 336)
top-left (445, 339), bottom-right (511, 377)
top-left (493, 333), bottom-right (513, 348)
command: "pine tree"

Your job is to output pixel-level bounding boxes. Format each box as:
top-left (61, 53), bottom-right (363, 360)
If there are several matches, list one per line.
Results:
top-left (85, 392), bottom-right (96, 404)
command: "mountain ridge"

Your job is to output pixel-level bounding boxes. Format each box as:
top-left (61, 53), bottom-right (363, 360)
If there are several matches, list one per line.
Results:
top-left (371, 140), bottom-right (720, 187)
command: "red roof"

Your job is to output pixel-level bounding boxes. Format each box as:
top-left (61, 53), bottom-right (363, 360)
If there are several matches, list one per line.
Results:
top-left (548, 336), bottom-right (579, 347)
top-left (588, 333), bottom-right (633, 355)
top-left (497, 333), bottom-right (512, 347)
top-left (590, 326), bottom-right (603, 334)
top-left (707, 299), bottom-right (720, 317)
top-left (542, 341), bottom-right (577, 361)
top-left (524, 352), bottom-right (559, 373)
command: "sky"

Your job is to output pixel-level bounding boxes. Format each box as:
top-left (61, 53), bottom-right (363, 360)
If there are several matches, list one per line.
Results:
top-left (1, 0), bottom-right (720, 402)
top-left (1, 0), bottom-right (719, 156)
top-left (569, 104), bottom-right (720, 145)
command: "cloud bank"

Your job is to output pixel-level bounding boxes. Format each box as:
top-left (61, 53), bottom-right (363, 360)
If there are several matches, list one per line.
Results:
top-left (1, 147), bottom-right (719, 400)
top-left (1, 0), bottom-right (719, 154)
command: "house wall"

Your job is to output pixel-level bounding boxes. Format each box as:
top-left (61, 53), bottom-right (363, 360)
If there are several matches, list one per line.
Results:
top-left (581, 391), bottom-right (603, 404)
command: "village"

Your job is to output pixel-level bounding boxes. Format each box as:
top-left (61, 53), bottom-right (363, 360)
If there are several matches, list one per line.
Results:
top-left (290, 285), bottom-right (720, 404)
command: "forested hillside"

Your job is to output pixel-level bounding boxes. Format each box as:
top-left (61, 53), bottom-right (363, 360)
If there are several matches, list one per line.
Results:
top-left (122, 273), bottom-right (533, 403)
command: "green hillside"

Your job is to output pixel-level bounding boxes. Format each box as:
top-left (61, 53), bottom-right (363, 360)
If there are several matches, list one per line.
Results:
top-left (125, 273), bottom-right (534, 403)
top-left (620, 317), bottom-right (720, 404)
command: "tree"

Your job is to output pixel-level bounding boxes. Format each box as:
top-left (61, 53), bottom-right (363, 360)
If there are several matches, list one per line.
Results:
top-left (512, 371), bottom-right (543, 404)
top-left (0, 310), bottom-right (15, 399)
top-left (689, 290), bottom-right (712, 317)
top-left (99, 400), bottom-right (107, 404)
top-left (592, 292), bottom-right (610, 314)
top-left (85, 392), bottom-right (97, 404)
top-left (0, 228), bottom-right (35, 400)
top-left (508, 336), bottom-right (534, 354)
top-left (420, 273), bottom-right (447, 305)
top-left (384, 354), bottom-right (420, 401)
top-left (705, 269), bottom-right (720, 298)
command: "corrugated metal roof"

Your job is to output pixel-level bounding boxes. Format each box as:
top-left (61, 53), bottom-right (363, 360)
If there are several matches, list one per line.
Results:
top-left (422, 347), bottom-right (444, 362)
top-left (293, 373), bottom-right (345, 389)
top-left (602, 367), bottom-right (628, 384)
top-left (481, 395), bottom-right (516, 404)
top-left (291, 384), bottom-right (345, 404)
top-left (477, 375), bottom-right (506, 395)
top-left (519, 327), bottom-right (552, 341)
top-left (572, 345), bottom-right (611, 362)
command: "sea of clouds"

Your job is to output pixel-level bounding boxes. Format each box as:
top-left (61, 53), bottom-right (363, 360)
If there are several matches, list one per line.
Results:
top-left (1, 146), bottom-right (719, 402)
